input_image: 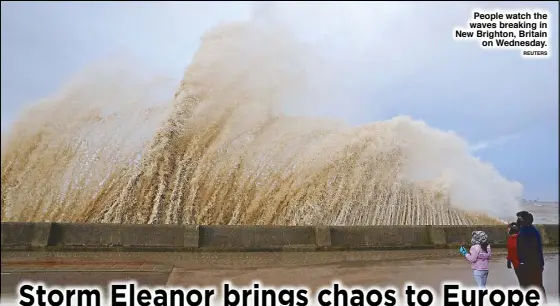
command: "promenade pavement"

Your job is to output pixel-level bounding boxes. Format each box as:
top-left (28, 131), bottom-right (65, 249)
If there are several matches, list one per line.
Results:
top-left (1, 249), bottom-right (558, 305)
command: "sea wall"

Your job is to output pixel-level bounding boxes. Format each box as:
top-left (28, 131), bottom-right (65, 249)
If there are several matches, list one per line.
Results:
top-left (1, 222), bottom-right (558, 252)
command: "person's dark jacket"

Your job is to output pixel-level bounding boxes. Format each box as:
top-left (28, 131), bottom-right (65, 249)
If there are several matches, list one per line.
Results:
top-left (516, 225), bottom-right (545, 268)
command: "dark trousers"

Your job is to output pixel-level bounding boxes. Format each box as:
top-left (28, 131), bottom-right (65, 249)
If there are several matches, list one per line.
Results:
top-left (514, 268), bottom-right (523, 285)
top-left (517, 266), bottom-right (547, 303)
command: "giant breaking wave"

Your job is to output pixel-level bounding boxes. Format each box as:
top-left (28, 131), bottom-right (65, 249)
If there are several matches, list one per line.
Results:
top-left (0, 18), bottom-right (523, 225)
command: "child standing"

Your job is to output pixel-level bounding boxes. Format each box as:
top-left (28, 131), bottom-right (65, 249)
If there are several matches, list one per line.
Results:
top-left (506, 222), bottom-right (522, 285)
top-left (459, 230), bottom-right (492, 288)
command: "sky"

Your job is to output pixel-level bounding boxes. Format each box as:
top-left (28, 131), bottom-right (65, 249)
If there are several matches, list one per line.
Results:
top-left (1, 1), bottom-right (558, 201)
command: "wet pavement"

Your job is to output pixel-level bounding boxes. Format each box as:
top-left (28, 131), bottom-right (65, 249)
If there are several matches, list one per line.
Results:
top-left (1, 250), bottom-right (558, 305)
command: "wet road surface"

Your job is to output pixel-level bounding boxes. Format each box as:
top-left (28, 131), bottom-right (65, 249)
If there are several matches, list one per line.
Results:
top-left (1, 250), bottom-right (558, 305)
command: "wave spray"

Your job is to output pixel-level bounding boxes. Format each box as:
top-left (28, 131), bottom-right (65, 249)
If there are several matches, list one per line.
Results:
top-left (0, 12), bottom-right (523, 225)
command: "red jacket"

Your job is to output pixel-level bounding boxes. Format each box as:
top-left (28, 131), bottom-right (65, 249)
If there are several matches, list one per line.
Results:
top-left (507, 234), bottom-right (520, 269)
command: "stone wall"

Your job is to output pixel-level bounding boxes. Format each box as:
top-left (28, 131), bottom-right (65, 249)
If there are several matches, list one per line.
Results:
top-left (1, 222), bottom-right (558, 252)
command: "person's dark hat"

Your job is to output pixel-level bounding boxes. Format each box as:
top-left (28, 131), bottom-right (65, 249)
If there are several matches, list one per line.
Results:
top-left (516, 211), bottom-right (534, 225)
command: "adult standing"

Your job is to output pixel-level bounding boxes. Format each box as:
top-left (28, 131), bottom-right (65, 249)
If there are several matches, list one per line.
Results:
top-left (516, 211), bottom-right (547, 303)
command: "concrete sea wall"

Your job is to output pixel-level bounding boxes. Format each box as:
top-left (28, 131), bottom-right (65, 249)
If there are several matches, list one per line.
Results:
top-left (1, 222), bottom-right (558, 252)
